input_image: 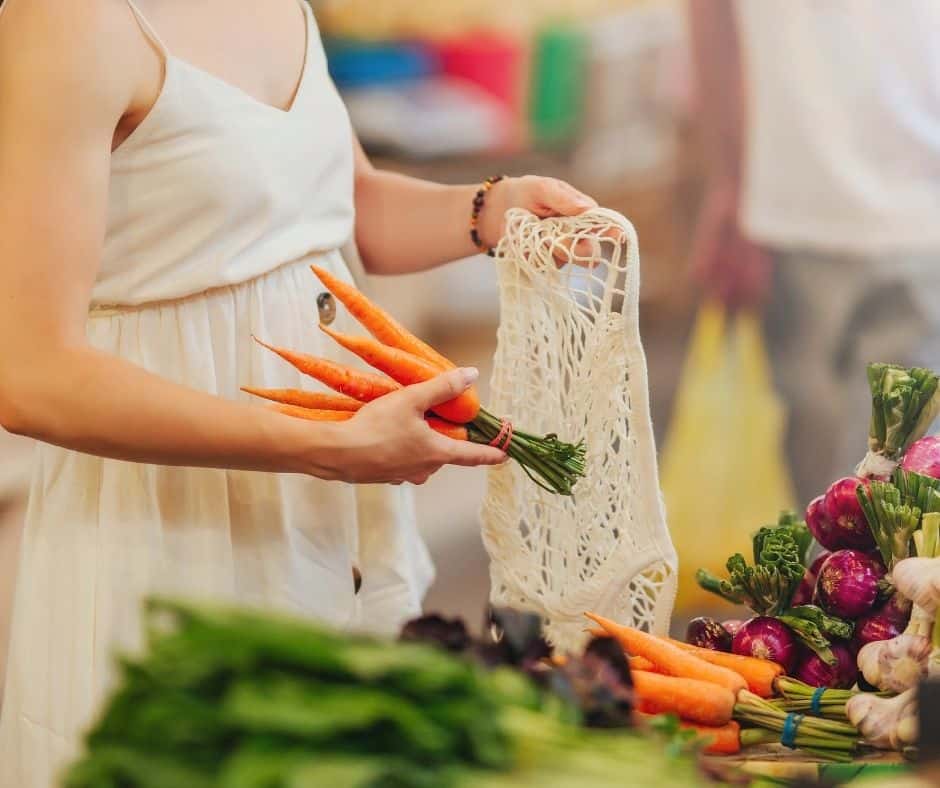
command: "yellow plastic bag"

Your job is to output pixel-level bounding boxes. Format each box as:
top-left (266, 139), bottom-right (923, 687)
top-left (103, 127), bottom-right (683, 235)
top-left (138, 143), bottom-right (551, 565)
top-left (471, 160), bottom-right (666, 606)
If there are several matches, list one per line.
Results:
top-left (661, 302), bottom-right (796, 613)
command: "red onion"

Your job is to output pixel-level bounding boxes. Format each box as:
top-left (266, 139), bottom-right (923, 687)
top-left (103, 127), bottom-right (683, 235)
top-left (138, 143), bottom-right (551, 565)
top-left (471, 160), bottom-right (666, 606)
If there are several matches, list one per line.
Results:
top-left (721, 619), bottom-right (745, 638)
top-left (824, 478), bottom-right (876, 551)
top-left (901, 435), bottom-right (940, 480)
top-left (806, 495), bottom-right (838, 551)
top-left (791, 551), bottom-right (832, 607)
top-left (732, 617), bottom-right (798, 673)
top-left (685, 617), bottom-right (732, 652)
top-left (814, 549), bottom-right (884, 619)
top-left (853, 594), bottom-right (913, 651)
top-left (794, 643), bottom-right (858, 689)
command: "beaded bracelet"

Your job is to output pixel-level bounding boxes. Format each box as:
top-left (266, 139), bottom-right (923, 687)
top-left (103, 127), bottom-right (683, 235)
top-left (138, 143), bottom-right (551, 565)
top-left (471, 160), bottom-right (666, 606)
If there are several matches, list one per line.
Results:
top-left (470, 174), bottom-right (506, 257)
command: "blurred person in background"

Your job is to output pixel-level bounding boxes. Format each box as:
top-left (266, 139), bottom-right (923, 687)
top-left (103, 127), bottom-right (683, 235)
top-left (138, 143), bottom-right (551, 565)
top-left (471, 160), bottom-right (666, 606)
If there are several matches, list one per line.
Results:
top-left (0, 432), bottom-right (30, 709)
top-left (688, 0), bottom-right (940, 507)
top-left (0, 0), bottom-right (599, 782)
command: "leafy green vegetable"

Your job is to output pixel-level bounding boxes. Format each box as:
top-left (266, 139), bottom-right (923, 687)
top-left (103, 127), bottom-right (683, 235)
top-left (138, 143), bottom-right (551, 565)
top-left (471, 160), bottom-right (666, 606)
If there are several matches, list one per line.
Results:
top-left (66, 599), bottom-right (706, 788)
top-left (866, 363), bottom-right (940, 459)
top-left (857, 481), bottom-right (922, 570)
top-left (697, 522), bottom-right (807, 616)
top-left (753, 511), bottom-right (813, 567)
top-left (778, 606), bottom-right (854, 665)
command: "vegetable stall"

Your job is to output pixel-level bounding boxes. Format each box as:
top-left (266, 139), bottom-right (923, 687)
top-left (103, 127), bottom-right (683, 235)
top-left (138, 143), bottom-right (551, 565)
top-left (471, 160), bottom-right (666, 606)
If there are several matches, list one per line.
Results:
top-left (63, 262), bottom-right (940, 784)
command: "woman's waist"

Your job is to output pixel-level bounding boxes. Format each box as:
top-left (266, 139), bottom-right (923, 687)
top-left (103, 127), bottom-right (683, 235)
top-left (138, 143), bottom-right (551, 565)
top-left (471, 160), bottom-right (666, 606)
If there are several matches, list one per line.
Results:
top-left (89, 248), bottom-right (347, 318)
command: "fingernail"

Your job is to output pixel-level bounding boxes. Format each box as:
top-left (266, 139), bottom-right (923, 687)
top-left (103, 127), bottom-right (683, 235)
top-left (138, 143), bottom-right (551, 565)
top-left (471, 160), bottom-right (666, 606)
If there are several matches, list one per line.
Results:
top-left (459, 367), bottom-right (479, 386)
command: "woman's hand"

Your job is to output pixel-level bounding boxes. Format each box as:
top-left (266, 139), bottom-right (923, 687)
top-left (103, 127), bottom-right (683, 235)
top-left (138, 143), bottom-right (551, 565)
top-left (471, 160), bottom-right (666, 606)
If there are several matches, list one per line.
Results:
top-left (475, 175), bottom-right (598, 250)
top-left (315, 368), bottom-right (506, 485)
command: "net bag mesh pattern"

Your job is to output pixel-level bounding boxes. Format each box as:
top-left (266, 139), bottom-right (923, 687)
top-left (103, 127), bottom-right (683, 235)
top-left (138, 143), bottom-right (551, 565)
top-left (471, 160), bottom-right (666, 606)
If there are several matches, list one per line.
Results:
top-left (481, 208), bottom-right (677, 651)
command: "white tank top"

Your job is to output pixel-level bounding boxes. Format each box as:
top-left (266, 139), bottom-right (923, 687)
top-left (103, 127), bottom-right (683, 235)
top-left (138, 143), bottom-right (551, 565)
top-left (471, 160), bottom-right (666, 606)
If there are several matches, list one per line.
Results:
top-left (98, 0), bottom-right (355, 307)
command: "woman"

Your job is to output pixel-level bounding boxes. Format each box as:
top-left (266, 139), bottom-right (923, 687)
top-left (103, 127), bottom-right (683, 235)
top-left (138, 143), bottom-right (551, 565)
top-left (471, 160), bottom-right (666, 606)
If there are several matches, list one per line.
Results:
top-left (0, 0), bottom-right (597, 782)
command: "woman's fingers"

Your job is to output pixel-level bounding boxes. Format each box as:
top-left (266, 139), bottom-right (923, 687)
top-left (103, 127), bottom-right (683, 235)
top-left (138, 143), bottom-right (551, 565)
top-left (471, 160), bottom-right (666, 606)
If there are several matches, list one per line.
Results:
top-left (406, 367), bottom-right (478, 413)
top-left (533, 177), bottom-right (596, 217)
top-left (439, 435), bottom-right (506, 468)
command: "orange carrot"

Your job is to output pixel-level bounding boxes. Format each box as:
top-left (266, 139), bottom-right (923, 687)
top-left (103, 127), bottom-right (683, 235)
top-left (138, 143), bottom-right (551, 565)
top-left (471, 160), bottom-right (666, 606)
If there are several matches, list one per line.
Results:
top-left (667, 638), bottom-right (783, 699)
top-left (629, 656), bottom-right (658, 672)
top-left (632, 671), bottom-right (736, 727)
top-left (584, 613), bottom-right (746, 695)
top-left (311, 265), bottom-right (454, 371)
top-left (242, 387), bottom-right (363, 412)
top-left (634, 712), bottom-right (741, 755)
top-left (272, 403), bottom-right (469, 441)
top-left (268, 404), bottom-right (355, 422)
top-left (424, 416), bottom-right (470, 442)
top-left (319, 326), bottom-right (481, 424)
top-left (253, 337), bottom-right (400, 402)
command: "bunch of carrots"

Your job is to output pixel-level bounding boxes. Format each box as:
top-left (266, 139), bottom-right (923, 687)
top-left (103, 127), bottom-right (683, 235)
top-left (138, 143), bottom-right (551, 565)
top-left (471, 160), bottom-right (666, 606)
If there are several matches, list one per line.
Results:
top-left (245, 266), bottom-right (586, 495)
top-left (586, 614), bottom-right (862, 761)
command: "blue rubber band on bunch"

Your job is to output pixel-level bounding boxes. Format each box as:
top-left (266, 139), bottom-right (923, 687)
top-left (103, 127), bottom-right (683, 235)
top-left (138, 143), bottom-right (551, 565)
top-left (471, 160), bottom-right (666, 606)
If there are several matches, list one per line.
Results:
top-left (780, 713), bottom-right (804, 749)
top-left (810, 686), bottom-right (826, 716)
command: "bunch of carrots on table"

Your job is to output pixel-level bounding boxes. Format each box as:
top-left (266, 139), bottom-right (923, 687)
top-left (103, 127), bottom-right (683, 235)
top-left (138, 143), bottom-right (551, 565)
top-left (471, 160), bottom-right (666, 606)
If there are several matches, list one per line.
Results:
top-left (586, 614), bottom-right (863, 761)
top-left (244, 266), bottom-right (586, 495)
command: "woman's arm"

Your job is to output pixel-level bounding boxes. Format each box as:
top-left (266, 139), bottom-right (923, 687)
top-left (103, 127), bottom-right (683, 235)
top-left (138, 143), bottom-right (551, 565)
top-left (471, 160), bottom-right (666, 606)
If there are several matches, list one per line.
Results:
top-left (686, 0), bottom-right (770, 308)
top-left (351, 140), bottom-right (598, 275)
top-left (0, 0), bottom-right (503, 485)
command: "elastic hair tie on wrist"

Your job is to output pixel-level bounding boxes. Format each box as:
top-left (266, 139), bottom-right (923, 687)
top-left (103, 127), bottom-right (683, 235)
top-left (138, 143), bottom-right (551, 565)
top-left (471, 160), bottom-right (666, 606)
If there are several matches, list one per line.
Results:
top-left (780, 712), bottom-right (804, 750)
top-left (470, 175), bottom-right (506, 257)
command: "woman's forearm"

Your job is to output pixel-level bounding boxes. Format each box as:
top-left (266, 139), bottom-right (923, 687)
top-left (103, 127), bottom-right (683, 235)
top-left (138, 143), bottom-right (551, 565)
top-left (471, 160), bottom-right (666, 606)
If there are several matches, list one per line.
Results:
top-left (350, 139), bottom-right (596, 276)
top-left (688, 0), bottom-right (745, 185)
top-left (354, 168), bottom-right (480, 275)
top-left (0, 346), bottom-right (338, 476)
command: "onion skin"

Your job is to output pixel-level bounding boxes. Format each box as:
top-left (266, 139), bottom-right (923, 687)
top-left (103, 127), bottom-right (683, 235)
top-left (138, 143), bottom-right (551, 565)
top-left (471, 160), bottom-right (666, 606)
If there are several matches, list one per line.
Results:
top-left (721, 619), bottom-right (745, 638)
top-left (900, 435), bottom-right (940, 480)
top-left (794, 643), bottom-right (858, 689)
top-left (791, 551), bottom-right (832, 607)
top-left (853, 608), bottom-right (906, 652)
top-left (685, 617), bottom-right (732, 652)
top-left (814, 549), bottom-right (884, 619)
top-left (806, 495), bottom-right (839, 551)
top-left (732, 617), bottom-right (797, 673)
top-left (806, 479), bottom-right (875, 552)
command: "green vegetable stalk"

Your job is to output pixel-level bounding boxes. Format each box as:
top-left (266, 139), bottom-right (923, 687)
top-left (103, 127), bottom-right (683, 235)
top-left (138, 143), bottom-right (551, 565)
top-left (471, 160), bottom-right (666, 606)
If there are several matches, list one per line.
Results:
top-left (857, 481), bottom-right (922, 570)
top-left (696, 516), bottom-right (808, 617)
top-left (860, 363), bottom-right (940, 476)
top-left (733, 691), bottom-right (861, 762)
top-left (772, 678), bottom-right (889, 722)
top-left (778, 606), bottom-right (854, 666)
top-left (894, 468), bottom-right (940, 515)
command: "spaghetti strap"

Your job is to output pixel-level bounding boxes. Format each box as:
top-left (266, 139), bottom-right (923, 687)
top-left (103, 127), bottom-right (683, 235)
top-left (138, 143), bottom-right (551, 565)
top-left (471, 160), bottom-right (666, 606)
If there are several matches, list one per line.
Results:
top-left (124, 0), bottom-right (169, 54)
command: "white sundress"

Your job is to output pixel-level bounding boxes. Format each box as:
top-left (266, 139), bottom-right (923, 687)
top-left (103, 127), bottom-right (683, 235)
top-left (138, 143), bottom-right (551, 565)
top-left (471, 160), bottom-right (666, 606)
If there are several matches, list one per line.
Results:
top-left (0, 2), bottom-right (434, 785)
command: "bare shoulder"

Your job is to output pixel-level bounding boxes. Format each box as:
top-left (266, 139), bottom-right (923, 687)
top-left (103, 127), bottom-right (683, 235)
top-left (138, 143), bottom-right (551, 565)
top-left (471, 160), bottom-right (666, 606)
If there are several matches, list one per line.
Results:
top-left (0, 0), bottom-right (146, 131)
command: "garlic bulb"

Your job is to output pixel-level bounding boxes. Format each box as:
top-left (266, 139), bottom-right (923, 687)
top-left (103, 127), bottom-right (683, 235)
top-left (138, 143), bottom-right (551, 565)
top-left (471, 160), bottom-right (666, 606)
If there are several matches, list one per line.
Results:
top-left (857, 634), bottom-right (931, 693)
top-left (893, 557), bottom-right (940, 616)
top-left (846, 688), bottom-right (919, 750)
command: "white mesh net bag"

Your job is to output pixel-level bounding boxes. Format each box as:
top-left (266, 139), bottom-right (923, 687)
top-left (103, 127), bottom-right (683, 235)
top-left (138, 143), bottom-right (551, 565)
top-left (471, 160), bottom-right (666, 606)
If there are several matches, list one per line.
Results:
top-left (481, 207), bottom-right (677, 652)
